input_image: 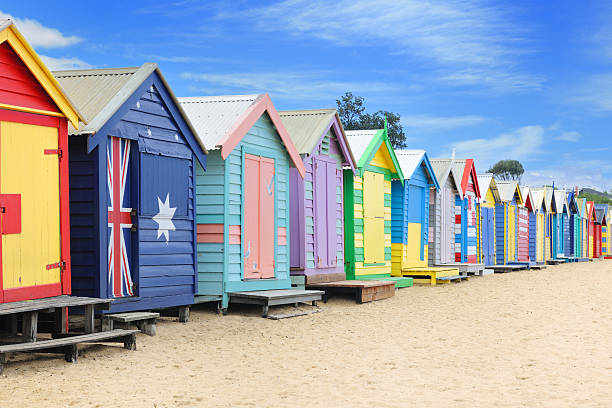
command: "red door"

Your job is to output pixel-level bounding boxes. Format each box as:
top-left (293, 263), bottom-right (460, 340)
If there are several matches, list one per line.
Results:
top-left (243, 154), bottom-right (275, 279)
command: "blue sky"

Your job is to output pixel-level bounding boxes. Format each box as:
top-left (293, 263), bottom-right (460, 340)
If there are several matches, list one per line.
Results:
top-left (2, 1), bottom-right (611, 191)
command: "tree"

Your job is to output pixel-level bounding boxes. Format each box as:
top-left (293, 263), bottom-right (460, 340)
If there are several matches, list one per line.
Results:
top-left (487, 160), bottom-right (524, 182)
top-left (336, 92), bottom-right (365, 130)
top-left (336, 92), bottom-right (407, 149)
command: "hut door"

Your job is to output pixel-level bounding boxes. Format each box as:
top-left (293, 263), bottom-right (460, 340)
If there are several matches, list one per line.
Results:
top-left (363, 171), bottom-right (384, 264)
top-left (1, 121), bottom-right (62, 299)
top-left (313, 157), bottom-right (337, 268)
top-left (243, 154), bottom-right (275, 279)
top-left (107, 137), bottom-right (136, 298)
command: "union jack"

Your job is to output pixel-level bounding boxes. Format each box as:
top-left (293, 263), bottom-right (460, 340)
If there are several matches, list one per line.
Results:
top-left (107, 136), bottom-right (134, 297)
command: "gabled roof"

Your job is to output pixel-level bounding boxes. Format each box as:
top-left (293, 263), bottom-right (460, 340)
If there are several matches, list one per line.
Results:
top-left (345, 126), bottom-right (404, 183)
top-left (576, 198), bottom-right (587, 218)
top-left (595, 204), bottom-right (608, 224)
top-left (430, 158), bottom-right (463, 197)
top-left (453, 159), bottom-right (481, 199)
top-left (0, 19), bottom-right (85, 128)
top-left (54, 63), bottom-right (207, 166)
top-left (477, 173), bottom-right (501, 203)
top-left (394, 149), bottom-right (440, 190)
top-left (178, 93), bottom-right (305, 177)
top-left (544, 187), bottom-right (557, 213)
top-left (567, 191), bottom-right (579, 214)
top-left (587, 201), bottom-right (596, 221)
top-left (496, 180), bottom-right (524, 204)
top-left (278, 108), bottom-right (356, 172)
top-left (521, 186), bottom-right (535, 212)
top-left (530, 188), bottom-right (546, 212)
top-left (553, 190), bottom-right (569, 215)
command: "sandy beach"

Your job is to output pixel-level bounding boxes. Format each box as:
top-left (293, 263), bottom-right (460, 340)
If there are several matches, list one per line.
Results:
top-left (1, 260), bottom-right (612, 408)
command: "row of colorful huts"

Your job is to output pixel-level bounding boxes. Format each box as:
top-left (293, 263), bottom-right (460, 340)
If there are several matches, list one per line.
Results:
top-left (0, 20), bottom-right (610, 318)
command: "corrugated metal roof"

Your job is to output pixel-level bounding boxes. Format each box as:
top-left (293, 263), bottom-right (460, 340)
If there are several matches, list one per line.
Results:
top-left (0, 19), bottom-right (11, 32)
top-left (430, 158), bottom-right (463, 196)
top-left (496, 180), bottom-right (519, 202)
top-left (477, 173), bottom-right (500, 203)
top-left (278, 109), bottom-right (336, 154)
top-left (394, 149), bottom-right (425, 180)
top-left (595, 204), bottom-right (607, 223)
top-left (530, 188), bottom-right (545, 211)
top-left (451, 159), bottom-right (467, 185)
top-left (345, 129), bottom-right (380, 164)
top-left (178, 94), bottom-right (262, 150)
top-left (54, 65), bottom-right (147, 134)
top-left (54, 63), bottom-right (207, 154)
top-left (554, 190), bottom-right (569, 214)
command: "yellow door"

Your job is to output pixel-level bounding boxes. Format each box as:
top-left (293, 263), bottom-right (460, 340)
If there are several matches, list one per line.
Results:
top-left (1, 121), bottom-right (61, 291)
top-left (508, 205), bottom-right (516, 261)
top-left (536, 213), bottom-right (544, 262)
top-left (363, 171), bottom-right (384, 264)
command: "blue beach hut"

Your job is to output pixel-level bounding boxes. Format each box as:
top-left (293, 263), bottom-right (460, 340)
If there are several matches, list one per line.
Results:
top-left (55, 64), bottom-right (207, 313)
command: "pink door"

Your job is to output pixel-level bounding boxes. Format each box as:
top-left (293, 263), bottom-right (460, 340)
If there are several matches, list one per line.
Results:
top-left (243, 154), bottom-right (275, 279)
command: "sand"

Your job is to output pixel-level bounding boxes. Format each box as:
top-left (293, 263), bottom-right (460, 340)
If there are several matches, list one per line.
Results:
top-left (1, 260), bottom-right (612, 408)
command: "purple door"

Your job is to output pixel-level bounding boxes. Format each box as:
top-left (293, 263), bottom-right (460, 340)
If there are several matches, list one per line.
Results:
top-left (314, 157), bottom-right (337, 268)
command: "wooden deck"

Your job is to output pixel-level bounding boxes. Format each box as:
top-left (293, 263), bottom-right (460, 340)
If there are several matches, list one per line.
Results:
top-left (0, 329), bottom-right (139, 374)
top-left (102, 312), bottom-right (160, 336)
top-left (489, 264), bottom-right (527, 273)
top-left (546, 259), bottom-right (566, 265)
top-left (396, 266), bottom-right (463, 286)
top-left (306, 280), bottom-right (395, 304)
top-left (0, 295), bottom-right (111, 316)
top-left (228, 290), bottom-right (324, 317)
top-left (435, 263), bottom-right (485, 276)
top-left (357, 275), bottom-right (414, 288)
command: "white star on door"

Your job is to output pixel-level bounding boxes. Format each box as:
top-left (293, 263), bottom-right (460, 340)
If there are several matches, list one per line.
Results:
top-left (153, 193), bottom-right (176, 243)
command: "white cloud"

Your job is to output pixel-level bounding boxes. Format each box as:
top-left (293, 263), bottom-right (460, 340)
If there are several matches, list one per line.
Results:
top-left (450, 125), bottom-right (544, 169)
top-left (40, 55), bottom-right (91, 70)
top-left (555, 131), bottom-right (581, 142)
top-left (0, 11), bottom-right (82, 48)
top-left (568, 73), bottom-right (612, 112)
top-left (237, 0), bottom-right (539, 91)
top-left (181, 71), bottom-right (398, 100)
top-left (523, 160), bottom-right (612, 192)
top-left (402, 114), bottom-right (486, 131)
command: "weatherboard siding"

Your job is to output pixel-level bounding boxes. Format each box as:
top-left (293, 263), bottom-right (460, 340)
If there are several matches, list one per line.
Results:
top-left (290, 128), bottom-right (345, 277)
top-left (69, 78), bottom-right (198, 312)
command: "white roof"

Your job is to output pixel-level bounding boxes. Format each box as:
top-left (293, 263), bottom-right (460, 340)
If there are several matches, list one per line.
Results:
top-left (530, 188), bottom-right (545, 210)
top-left (178, 94), bottom-right (262, 150)
top-left (496, 180), bottom-right (519, 202)
top-left (430, 158), bottom-right (463, 196)
top-left (394, 149), bottom-right (425, 180)
top-left (345, 129), bottom-right (380, 164)
top-left (554, 189), bottom-right (569, 214)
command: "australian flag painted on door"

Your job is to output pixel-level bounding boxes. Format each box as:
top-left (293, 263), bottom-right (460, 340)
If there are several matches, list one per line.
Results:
top-left (59, 64), bottom-right (207, 313)
top-left (107, 136), bottom-right (135, 298)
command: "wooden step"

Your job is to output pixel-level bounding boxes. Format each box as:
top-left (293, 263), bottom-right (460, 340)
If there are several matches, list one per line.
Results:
top-left (0, 329), bottom-right (139, 374)
top-left (228, 290), bottom-right (324, 317)
top-left (306, 280), bottom-right (395, 304)
top-left (102, 312), bottom-right (160, 336)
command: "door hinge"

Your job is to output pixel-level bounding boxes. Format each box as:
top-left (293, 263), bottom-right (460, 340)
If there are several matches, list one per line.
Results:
top-left (44, 149), bottom-right (63, 158)
top-left (46, 261), bottom-right (66, 271)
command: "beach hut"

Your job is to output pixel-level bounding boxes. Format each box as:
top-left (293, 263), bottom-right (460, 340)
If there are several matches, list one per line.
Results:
top-left (428, 159), bottom-right (464, 267)
top-left (390, 150), bottom-right (440, 273)
top-left (54, 64), bottom-right (206, 313)
top-left (543, 188), bottom-right (557, 261)
top-left (606, 207), bottom-right (612, 258)
top-left (587, 201), bottom-right (596, 258)
top-left (567, 191), bottom-right (580, 258)
top-left (476, 173), bottom-right (501, 266)
top-left (594, 204), bottom-right (608, 259)
top-left (452, 159), bottom-right (482, 267)
top-left (552, 190), bottom-right (569, 260)
top-left (277, 109), bottom-right (357, 284)
top-left (178, 94), bottom-right (319, 312)
top-left (518, 186), bottom-right (534, 263)
top-left (343, 126), bottom-right (403, 281)
top-left (495, 181), bottom-right (524, 265)
top-left (529, 188), bottom-right (548, 263)
top-left (576, 198), bottom-right (588, 259)
top-left (0, 20), bottom-right (85, 303)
